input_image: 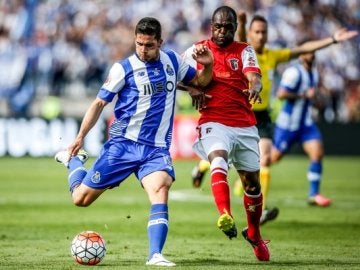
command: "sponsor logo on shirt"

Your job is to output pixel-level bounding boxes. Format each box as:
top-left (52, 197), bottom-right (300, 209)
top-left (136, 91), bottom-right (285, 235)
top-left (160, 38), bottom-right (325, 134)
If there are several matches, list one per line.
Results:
top-left (143, 81), bottom-right (175, 95)
top-left (153, 68), bottom-right (160, 76)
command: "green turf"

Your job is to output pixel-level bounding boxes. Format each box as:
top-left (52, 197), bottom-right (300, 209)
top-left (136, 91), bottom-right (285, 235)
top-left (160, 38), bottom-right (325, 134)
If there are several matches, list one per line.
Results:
top-left (0, 156), bottom-right (359, 269)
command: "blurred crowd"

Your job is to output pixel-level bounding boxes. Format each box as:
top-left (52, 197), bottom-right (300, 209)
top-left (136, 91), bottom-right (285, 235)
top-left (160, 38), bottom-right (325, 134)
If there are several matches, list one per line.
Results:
top-left (0, 0), bottom-right (359, 122)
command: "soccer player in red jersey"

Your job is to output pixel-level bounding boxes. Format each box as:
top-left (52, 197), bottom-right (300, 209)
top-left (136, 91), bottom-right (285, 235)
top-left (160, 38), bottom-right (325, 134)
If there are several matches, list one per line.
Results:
top-left (182, 6), bottom-right (269, 261)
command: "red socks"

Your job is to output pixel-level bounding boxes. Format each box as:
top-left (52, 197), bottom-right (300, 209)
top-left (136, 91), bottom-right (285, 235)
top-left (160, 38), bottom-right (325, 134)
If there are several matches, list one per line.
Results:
top-left (210, 163), bottom-right (231, 216)
top-left (244, 193), bottom-right (263, 241)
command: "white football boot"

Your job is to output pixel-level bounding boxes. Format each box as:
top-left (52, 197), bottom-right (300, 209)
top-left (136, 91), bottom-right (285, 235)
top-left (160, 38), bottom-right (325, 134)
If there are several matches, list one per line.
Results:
top-left (55, 149), bottom-right (89, 167)
top-left (146, 253), bottom-right (176, 267)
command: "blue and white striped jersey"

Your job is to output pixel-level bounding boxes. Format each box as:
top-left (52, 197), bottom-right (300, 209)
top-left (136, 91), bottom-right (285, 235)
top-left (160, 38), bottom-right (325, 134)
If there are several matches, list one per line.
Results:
top-left (98, 50), bottom-right (196, 148)
top-left (275, 63), bottom-right (319, 131)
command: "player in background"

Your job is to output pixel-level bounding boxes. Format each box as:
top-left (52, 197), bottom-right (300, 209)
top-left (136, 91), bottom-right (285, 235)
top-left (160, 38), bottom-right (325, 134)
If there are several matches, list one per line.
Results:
top-left (55, 17), bottom-right (213, 267)
top-left (183, 6), bottom-right (270, 261)
top-left (191, 11), bottom-right (358, 224)
top-left (271, 43), bottom-right (331, 206)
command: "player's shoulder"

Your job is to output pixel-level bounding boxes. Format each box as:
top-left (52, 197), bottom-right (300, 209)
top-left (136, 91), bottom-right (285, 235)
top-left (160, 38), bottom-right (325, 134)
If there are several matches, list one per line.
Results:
top-left (195, 39), bottom-right (210, 47)
top-left (234, 40), bottom-right (250, 46)
top-left (233, 41), bottom-right (256, 54)
top-left (282, 63), bottom-right (302, 79)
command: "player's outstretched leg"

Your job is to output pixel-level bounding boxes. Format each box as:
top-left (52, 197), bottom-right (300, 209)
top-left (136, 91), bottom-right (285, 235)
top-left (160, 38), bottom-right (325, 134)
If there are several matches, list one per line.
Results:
top-left (242, 228), bottom-right (270, 261)
top-left (243, 192), bottom-right (270, 261)
top-left (210, 157), bottom-right (237, 239)
top-left (146, 204), bottom-right (175, 267)
top-left (55, 149), bottom-right (89, 192)
top-left (306, 161), bottom-right (331, 206)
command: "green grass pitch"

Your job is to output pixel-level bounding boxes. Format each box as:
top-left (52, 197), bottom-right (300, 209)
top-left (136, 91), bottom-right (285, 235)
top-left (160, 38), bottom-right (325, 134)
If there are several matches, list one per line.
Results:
top-left (0, 155), bottom-right (359, 269)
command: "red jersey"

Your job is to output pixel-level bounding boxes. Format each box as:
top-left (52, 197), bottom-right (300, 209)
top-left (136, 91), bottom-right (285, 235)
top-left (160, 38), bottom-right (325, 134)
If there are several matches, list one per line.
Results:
top-left (196, 39), bottom-right (261, 127)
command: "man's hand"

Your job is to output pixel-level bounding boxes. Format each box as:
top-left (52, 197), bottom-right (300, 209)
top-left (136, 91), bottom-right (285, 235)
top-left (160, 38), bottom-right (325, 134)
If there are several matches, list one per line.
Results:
top-left (333, 28), bottom-right (358, 43)
top-left (192, 44), bottom-right (214, 67)
top-left (243, 89), bottom-right (262, 104)
top-left (68, 137), bottom-right (84, 158)
top-left (177, 82), bottom-right (212, 110)
top-left (237, 10), bottom-right (247, 25)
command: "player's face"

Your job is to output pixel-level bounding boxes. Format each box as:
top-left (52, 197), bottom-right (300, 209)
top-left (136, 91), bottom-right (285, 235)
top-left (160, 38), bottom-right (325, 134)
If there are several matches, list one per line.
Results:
top-left (211, 11), bottom-right (237, 48)
top-left (135, 34), bottom-right (162, 62)
top-left (247, 20), bottom-right (268, 53)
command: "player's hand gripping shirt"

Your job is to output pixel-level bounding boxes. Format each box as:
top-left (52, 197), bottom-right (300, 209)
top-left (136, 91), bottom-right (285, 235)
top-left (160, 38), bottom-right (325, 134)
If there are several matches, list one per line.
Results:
top-left (275, 63), bottom-right (319, 131)
top-left (184, 39), bottom-right (261, 127)
top-left (98, 50), bottom-right (196, 148)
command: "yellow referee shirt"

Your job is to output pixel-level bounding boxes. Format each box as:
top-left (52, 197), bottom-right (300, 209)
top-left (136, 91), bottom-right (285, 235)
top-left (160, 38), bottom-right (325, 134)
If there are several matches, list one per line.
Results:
top-left (252, 48), bottom-right (291, 111)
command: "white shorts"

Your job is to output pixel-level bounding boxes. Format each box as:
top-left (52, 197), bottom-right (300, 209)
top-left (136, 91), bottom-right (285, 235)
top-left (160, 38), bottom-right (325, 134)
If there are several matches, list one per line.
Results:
top-left (193, 122), bottom-right (260, 171)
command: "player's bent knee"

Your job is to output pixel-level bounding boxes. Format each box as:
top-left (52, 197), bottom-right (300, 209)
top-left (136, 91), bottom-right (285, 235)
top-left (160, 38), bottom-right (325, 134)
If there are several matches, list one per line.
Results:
top-left (72, 196), bottom-right (93, 207)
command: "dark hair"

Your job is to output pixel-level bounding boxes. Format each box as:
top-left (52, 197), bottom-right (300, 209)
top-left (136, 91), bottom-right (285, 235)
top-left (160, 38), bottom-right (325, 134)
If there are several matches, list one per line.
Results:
top-left (135, 17), bottom-right (162, 40)
top-left (249, 14), bottom-right (268, 28)
top-left (212, 6), bottom-right (237, 23)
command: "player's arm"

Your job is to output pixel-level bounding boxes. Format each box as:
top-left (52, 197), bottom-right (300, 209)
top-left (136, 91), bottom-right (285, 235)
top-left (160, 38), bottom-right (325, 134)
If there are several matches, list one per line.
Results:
top-left (68, 97), bottom-right (108, 157)
top-left (277, 87), bottom-right (315, 101)
top-left (289, 28), bottom-right (358, 59)
top-left (244, 72), bottom-right (262, 104)
top-left (236, 10), bottom-right (247, 42)
top-left (188, 44), bottom-right (214, 87)
top-left (177, 82), bottom-right (212, 110)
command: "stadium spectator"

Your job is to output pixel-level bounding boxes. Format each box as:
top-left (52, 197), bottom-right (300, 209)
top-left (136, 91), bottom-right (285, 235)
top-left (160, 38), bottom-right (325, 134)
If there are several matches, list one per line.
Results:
top-left (54, 17), bottom-right (213, 267)
top-left (0, 25), bottom-right (35, 117)
top-left (0, 0), bottom-right (359, 121)
top-left (183, 6), bottom-right (270, 261)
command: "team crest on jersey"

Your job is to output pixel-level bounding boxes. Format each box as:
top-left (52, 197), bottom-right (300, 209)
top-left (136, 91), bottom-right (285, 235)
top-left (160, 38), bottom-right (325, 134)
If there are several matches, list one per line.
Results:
top-left (228, 59), bottom-right (239, 70)
top-left (166, 64), bottom-right (174, 76)
top-left (91, 171), bottom-right (101, 184)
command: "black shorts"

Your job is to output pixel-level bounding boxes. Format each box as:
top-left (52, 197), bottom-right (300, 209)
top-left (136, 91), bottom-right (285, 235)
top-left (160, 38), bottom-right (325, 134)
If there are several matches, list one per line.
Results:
top-left (254, 110), bottom-right (273, 139)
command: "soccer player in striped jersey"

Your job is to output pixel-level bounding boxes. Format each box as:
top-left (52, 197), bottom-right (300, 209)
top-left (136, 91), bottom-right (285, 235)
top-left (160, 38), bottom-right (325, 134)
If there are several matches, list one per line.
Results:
top-left (271, 43), bottom-right (331, 206)
top-left (55, 17), bottom-right (213, 267)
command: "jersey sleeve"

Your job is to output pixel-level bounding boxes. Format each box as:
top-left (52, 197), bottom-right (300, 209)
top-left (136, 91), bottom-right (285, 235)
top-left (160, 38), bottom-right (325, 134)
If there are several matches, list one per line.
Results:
top-left (280, 66), bottom-right (301, 93)
top-left (179, 45), bottom-right (197, 84)
top-left (242, 45), bottom-right (261, 75)
top-left (97, 62), bottom-right (126, 102)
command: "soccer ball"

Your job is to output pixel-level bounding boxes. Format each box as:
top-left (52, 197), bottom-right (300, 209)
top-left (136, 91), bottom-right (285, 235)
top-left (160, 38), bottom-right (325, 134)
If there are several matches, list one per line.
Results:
top-left (70, 231), bottom-right (106, 265)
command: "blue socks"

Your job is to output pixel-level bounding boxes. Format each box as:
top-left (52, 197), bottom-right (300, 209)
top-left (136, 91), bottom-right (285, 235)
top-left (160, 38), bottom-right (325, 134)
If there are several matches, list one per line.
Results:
top-left (67, 157), bottom-right (87, 193)
top-left (148, 204), bottom-right (169, 258)
top-left (307, 161), bottom-right (322, 197)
